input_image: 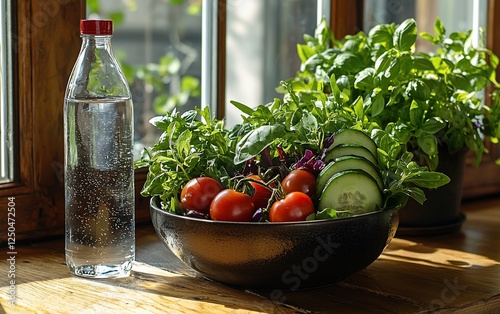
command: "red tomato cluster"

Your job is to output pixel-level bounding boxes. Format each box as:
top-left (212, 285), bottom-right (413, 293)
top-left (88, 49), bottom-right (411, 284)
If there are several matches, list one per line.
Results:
top-left (180, 177), bottom-right (257, 222)
top-left (179, 169), bottom-right (317, 222)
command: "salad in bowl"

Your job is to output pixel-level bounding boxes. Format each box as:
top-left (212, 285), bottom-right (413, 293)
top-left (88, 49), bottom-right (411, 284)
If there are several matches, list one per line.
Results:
top-left (136, 80), bottom-right (449, 223)
top-left (136, 80), bottom-right (450, 289)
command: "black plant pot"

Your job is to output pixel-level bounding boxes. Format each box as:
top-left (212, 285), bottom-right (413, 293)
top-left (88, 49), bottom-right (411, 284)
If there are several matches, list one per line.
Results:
top-left (397, 147), bottom-right (467, 236)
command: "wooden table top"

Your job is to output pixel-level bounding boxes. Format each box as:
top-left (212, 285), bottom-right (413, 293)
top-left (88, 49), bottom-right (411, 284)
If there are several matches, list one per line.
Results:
top-left (1, 197), bottom-right (500, 313)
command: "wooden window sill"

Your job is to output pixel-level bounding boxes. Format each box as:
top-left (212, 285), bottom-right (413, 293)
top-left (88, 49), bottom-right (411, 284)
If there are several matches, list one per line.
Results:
top-left (1, 198), bottom-right (500, 313)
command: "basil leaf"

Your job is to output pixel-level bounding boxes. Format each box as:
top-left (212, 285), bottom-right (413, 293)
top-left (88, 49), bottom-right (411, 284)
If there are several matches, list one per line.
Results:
top-left (447, 74), bottom-right (472, 91)
top-left (392, 122), bottom-right (411, 144)
top-left (315, 208), bottom-right (352, 220)
top-left (290, 80), bottom-right (310, 92)
top-left (375, 50), bottom-right (392, 74)
top-left (353, 96), bottom-right (364, 120)
top-left (464, 131), bottom-right (482, 152)
top-left (175, 129), bottom-right (192, 160)
top-left (447, 130), bottom-right (465, 155)
top-left (411, 57), bottom-right (435, 71)
top-left (432, 57), bottom-right (454, 74)
top-left (371, 93), bottom-right (385, 117)
top-left (410, 100), bottom-right (424, 126)
top-left (297, 44), bottom-right (316, 63)
top-left (403, 187), bottom-right (426, 205)
top-left (417, 134), bottom-right (438, 156)
top-left (368, 24), bottom-right (393, 47)
top-left (384, 58), bottom-right (401, 80)
top-left (336, 75), bottom-right (351, 92)
top-left (234, 124), bottom-right (287, 164)
top-left (434, 17), bottom-right (446, 41)
top-left (329, 74), bottom-right (341, 100)
top-left (406, 172), bottom-right (451, 189)
top-left (230, 100), bottom-right (255, 116)
top-left (455, 58), bottom-right (476, 72)
top-left (354, 68), bottom-right (375, 89)
top-left (304, 54), bottom-right (324, 71)
top-left (406, 79), bottom-right (430, 101)
top-left (293, 110), bottom-right (318, 133)
top-left (420, 32), bottom-right (434, 44)
top-left (181, 109), bottom-right (198, 122)
top-left (183, 153), bottom-right (201, 173)
top-left (393, 18), bottom-right (417, 51)
top-left (421, 117), bottom-right (446, 134)
top-left (334, 53), bottom-right (364, 73)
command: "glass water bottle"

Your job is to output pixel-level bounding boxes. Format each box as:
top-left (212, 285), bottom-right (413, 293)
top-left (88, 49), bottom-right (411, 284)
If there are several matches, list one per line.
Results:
top-left (64, 19), bottom-right (135, 278)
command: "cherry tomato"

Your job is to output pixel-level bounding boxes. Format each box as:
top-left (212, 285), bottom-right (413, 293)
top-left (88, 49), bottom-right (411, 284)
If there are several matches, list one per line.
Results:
top-left (210, 189), bottom-right (255, 222)
top-left (269, 192), bottom-right (315, 222)
top-left (248, 175), bottom-right (273, 210)
top-left (180, 177), bottom-right (223, 214)
top-left (281, 169), bottom-right (316, 197)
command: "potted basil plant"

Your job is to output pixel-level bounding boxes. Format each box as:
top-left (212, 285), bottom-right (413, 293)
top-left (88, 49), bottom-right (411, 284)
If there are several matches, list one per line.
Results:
top-left (287, 17), bottom-right (500, 234)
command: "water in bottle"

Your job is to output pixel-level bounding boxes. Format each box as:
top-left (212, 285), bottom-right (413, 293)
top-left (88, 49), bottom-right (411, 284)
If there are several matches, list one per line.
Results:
top-left (64, 20), bottom-right (135, 278)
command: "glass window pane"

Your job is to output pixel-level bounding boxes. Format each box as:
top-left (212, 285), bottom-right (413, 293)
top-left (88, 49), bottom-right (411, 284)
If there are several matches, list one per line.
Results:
top-left (87, 0), bottom-right (202, 157)
top-left (224, 0), bottom-right (324, 126)
top-left (0, 0), bottom-right (14, 184)
top-left (363, 0), bottom-right (487, 46)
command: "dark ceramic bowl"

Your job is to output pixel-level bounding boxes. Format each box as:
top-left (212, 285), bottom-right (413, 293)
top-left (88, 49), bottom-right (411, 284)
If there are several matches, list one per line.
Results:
top-left (150, 196), bottom-right (399, 290)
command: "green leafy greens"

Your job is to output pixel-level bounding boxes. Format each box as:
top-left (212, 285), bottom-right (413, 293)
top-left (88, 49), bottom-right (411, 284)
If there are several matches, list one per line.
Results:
top-left (295, 17), bottom-right (500, 170)
top-left (137, 79), bottom-right (450, 214)
top-left (136, 107), bottom-right (244, 212)
top-left (136, 18), bottom-right (480, 217)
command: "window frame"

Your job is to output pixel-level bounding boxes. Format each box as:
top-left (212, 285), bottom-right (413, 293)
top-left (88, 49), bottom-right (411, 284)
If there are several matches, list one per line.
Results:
top-left (1, 0), bottom-right (499, 242)
top-left (0, 0), bottom-right (79, 241)
top-left (0, 0), bottom-right (15, 184)
top-left (460, 0), bottom-right (500, 198)
top-left (0, 0), bottom-right (150, 242)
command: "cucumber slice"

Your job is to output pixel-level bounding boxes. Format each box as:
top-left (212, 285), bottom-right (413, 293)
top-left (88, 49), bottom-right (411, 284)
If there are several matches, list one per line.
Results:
top-left (316, 156), bottom-right (384, 197)
top-left (324, 144), bottom-right (378, 166)
top-left (318, 170), bottom-right (383, 215)
top-left (330, 129), bottom-right (377, 157)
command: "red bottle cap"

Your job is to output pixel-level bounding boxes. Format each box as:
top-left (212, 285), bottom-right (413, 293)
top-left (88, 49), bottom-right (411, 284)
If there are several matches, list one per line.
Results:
top-left (80, 20), bottom-right (113, 35)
